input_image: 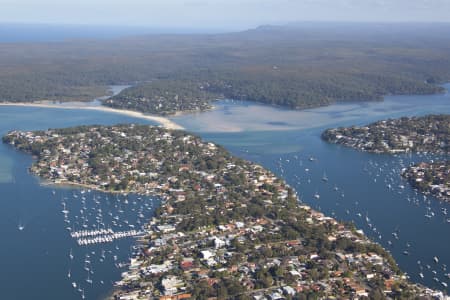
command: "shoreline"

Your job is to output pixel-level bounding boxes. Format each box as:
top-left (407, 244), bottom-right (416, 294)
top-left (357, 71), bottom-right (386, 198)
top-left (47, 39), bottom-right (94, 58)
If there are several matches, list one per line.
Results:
top-left (0, 102), bottom-right (184, 130)
top-left (39, 179), bottom-right (158, 197)
top-left (5, 123), bottom-right (448, 296)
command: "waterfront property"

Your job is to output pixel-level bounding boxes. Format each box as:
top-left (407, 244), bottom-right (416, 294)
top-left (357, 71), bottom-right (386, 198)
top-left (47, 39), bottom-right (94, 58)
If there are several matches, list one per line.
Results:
top-left (3, 124), bottom-right (444, 299)
top-left (402, 161), bottom-right (450, 202)
top-left (322, 115), bottom-right (450, 154)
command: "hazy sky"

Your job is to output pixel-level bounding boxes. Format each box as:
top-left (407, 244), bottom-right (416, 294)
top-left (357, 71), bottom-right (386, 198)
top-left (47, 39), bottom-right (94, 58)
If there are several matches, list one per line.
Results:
top-left (1, 0), bottom-right (449, 29)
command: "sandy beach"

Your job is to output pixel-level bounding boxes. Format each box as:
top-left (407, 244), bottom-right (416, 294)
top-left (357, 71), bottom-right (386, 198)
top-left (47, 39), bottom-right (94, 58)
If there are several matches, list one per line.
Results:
top-left (0, 102), bottom-right (184, 130)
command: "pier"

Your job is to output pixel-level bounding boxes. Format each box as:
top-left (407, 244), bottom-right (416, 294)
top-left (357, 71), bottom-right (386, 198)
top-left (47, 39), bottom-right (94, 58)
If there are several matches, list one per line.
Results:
top-left (72, 229), bottom-right (144, 246)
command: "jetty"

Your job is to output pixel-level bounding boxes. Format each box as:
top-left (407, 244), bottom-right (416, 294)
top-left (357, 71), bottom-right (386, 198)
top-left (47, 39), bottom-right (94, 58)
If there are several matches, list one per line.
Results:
top-left (73, 229), bottom-right (144, 246)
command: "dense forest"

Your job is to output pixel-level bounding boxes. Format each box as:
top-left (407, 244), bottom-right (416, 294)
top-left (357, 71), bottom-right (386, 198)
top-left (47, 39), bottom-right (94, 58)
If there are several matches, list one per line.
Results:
top-left (1, 23), bottom-right (450, 112)
top-left (109, 70), bottom-right (444, 114)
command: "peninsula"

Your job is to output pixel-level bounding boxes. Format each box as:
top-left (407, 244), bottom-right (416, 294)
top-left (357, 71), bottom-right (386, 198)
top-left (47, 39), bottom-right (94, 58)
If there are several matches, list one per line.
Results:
top-left (103, 80), bottom-right (218, 116)
top-left (322, 115), bottom-right (450, 154)
top-left (3, 124), bottom-right (443, 299)
top-left (402, 161), bottom-right (450, 203)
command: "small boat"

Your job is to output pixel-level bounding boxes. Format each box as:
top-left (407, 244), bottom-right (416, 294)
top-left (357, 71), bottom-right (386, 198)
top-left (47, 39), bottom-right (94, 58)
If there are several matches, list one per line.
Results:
top-left (419, 273), bottom-right (424, 279)
top-left (433, 256), bottom-right (439, 264)
top-left (403, 250), bottom-right (409, 255)
top-left (72, 282), bottom-right (77, 288)
top-left (313, 193), bottom-right (320, 200)
top-left (61, 202), bottom-right (69, 215)
top-left (86, 274), bottom-right (93, 284)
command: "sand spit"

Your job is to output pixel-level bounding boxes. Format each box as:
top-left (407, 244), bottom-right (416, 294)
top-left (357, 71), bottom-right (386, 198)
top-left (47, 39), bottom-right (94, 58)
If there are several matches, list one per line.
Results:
top-left (0, 102), bottom-right (184, 130)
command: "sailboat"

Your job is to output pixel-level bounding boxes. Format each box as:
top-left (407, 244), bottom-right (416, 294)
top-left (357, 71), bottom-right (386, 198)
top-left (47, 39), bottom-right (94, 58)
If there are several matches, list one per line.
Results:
top-left (61, 202), bottom-right (69, 215)
top-left (18, 220), bottom-right (25, 231)
top-left (86, 272), bottom-right (93, 284)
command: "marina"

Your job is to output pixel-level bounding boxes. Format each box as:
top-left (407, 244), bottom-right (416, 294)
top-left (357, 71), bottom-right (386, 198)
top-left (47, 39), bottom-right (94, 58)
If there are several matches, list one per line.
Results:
top-left (59, 187), bottom-right (158, 299)
top-left (74, 230), bottom-right (144, 246)
top-left (56, 187), bottom-right (158, 299)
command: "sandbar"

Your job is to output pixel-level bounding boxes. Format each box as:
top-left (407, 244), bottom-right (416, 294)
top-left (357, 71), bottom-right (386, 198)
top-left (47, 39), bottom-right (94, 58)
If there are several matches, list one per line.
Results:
top-left (0, 102), bottom-right (184, 130)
